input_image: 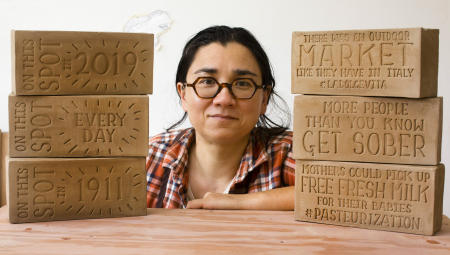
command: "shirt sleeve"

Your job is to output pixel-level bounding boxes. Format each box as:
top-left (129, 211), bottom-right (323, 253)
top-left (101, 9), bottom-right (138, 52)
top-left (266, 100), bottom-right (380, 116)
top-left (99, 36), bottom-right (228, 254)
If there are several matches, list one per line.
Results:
top-left (277, 130), bottom-right (295, 187)
top-left (146, 140), bottom-right (160, 208)
top-left (282, 149), bottom-right (295, 186)
top-left (146, 134), bottom-right (169, 208)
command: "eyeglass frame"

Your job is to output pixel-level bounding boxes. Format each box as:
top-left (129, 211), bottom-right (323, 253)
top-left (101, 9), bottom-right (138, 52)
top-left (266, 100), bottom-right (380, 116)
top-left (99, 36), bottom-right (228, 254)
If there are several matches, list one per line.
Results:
top-left (182, 76), bottom-right (269, 99)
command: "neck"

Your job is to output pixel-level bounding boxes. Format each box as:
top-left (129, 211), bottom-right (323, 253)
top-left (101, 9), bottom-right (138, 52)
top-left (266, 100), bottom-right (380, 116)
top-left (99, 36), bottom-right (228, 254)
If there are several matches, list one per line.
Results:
top-left (188, 133), bottom-right (250, 195)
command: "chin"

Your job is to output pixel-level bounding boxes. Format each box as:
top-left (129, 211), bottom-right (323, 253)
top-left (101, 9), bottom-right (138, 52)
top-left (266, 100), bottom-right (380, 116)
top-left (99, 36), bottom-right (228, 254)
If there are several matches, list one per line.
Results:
top-left (203, 128), bottom-right (249, 144)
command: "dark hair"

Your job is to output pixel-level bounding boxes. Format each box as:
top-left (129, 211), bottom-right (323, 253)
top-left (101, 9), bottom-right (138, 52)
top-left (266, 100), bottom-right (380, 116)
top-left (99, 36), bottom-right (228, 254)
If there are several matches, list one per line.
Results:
top-left (168, 25), bottom-right (290, 143)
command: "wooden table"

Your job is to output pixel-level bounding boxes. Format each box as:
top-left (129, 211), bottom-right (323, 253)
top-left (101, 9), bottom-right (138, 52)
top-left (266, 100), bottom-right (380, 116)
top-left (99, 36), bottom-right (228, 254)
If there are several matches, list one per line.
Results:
top-left (0, 207), bottom-right (449, 254)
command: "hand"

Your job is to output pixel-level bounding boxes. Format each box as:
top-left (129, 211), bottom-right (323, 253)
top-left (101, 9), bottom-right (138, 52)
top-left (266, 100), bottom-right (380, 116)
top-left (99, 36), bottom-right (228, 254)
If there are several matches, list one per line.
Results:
top-left (186, 192), bottom-right (243, 210)
top-left (186, 186), bottom-right (294, 210)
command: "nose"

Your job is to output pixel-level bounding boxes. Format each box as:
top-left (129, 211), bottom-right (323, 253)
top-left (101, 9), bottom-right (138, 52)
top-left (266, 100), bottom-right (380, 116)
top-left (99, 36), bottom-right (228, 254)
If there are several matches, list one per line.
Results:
top-left (212, 85), bottom-right (236, 106)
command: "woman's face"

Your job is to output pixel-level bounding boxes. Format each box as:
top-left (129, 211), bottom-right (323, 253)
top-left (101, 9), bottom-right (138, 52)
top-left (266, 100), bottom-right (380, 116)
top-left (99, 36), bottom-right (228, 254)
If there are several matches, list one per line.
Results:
top-left (177, 42), bottom-right (269, 145)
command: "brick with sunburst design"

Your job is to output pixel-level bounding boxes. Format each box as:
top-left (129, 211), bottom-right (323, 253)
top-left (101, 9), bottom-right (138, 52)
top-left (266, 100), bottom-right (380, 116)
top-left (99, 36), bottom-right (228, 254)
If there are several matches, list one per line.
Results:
top-left (12, 30), bottom-right (153, 95)
top-left (9, 95), bottom-right (149, 157)
top-left (8, 157), bottom-right (146, 223)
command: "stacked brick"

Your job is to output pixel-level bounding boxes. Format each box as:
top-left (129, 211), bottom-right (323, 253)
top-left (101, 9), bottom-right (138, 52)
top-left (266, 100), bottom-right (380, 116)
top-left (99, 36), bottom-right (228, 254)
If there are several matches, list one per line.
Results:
top-left (1, 131), bottom-right (6, 207)
top-left (8, 31), bottom-right (153, 223)
top-left (291, 28), bottom-right (444, 235)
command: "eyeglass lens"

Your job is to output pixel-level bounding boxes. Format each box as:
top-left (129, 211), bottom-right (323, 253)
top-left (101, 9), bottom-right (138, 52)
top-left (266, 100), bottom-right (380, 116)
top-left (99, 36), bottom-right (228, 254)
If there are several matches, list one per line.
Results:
top-left (194, 77), bottom-right (256, 99)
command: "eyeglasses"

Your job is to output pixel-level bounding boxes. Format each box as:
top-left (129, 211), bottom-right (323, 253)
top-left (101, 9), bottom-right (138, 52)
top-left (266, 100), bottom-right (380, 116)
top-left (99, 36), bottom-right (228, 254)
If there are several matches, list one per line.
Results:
top-left (183, 77), bottom-right (267, 99)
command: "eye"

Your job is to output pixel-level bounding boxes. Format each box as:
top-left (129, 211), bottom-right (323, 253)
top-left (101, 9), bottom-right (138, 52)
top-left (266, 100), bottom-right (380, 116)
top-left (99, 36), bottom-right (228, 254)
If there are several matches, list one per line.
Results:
top-left (233, 79), bottom-right (253, 90)
top-left (197, 77), bottom-right (217, 87)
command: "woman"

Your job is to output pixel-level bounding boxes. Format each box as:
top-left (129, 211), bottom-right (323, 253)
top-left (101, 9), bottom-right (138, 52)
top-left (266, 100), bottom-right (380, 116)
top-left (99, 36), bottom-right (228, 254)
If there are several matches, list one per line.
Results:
top-left (146, 26), bottom-right (295, 210)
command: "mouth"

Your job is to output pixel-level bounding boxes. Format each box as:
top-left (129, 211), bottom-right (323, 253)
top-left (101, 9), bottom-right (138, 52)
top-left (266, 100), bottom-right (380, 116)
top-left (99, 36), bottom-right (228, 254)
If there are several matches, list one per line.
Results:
top-left (208, 114), bottom-right (238, 120)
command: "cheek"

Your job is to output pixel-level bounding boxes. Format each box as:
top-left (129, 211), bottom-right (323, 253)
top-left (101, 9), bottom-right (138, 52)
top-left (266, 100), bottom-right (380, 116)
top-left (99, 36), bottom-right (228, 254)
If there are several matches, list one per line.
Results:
top-left (241, 100), bottom-right (264, 123)
top-left (184, 91), bottom-right (210, 115)
top-left (249, 93), bottom-right (266, 114)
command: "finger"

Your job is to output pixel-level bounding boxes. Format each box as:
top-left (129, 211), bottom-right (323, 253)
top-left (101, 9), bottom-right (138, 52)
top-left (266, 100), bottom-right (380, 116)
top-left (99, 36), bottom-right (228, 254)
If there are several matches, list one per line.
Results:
top-left (186, 199), bottom-right (204, 209)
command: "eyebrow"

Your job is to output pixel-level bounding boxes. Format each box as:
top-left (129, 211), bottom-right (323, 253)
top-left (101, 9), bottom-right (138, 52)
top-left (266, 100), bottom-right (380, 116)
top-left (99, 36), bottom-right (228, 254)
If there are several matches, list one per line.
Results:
top-left (234, 69), bottom-right (257, 76)
top-left (193, 68), bottom-right (257, 76)
top-left (194, 68), bottom-right (217, 74)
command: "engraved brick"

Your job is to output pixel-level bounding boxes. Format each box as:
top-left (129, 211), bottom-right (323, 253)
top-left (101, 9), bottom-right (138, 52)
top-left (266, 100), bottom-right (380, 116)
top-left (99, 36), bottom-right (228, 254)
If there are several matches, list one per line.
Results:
top-left (292, 28), bottom-right (438, 98)
top-left (295, 160), bottom-right (444, 235)
top-left (9, 95), bottom-right (149, 157)
top-left (293, 95), bottom-right (442, 165)
top-left (12, 30), bottom-right (153, 95)
top-left (8, 157), bottom-right (147, 223)
top-left (1, 132), bottom-right (8, 206)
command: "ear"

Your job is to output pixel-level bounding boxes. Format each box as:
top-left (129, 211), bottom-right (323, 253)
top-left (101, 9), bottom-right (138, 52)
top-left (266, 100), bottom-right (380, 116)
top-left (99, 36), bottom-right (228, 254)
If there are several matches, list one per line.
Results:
top-left (177, 82), bottom-right (188, 112)
top-left (259, 87), bottom-right (271, 115)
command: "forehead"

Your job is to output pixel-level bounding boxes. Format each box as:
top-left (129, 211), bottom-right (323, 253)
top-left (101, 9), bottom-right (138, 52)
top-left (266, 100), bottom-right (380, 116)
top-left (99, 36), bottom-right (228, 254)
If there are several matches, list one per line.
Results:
top-left (188, 42), bottom-right (261, 76)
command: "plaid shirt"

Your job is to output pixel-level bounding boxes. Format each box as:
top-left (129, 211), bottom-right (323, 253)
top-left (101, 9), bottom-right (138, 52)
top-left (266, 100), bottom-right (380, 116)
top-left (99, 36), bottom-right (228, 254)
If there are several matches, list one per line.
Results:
top-left (146, 128), bottom-right (295, 208)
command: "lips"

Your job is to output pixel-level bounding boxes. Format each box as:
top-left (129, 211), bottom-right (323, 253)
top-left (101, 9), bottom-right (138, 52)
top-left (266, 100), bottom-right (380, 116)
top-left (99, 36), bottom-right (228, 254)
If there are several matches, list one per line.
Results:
top-left (208, 114), bottom-right (238, 120)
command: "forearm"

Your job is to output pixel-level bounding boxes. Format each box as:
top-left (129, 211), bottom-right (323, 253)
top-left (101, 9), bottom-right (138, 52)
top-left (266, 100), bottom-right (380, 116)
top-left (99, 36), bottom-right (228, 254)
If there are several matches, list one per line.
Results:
top-left (186, 186), bottom-right (295, 211)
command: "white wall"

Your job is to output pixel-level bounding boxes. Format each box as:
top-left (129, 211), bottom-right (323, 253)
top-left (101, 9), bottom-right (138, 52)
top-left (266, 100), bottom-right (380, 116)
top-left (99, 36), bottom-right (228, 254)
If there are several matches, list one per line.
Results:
top-left (1, 0), bottom-right (449, 215)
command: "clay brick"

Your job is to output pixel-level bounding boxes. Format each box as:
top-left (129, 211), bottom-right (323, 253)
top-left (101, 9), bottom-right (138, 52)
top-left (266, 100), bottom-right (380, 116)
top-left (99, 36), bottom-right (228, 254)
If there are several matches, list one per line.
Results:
top-left (292, 28), bottom-right (438, 98)
top-left (1, 132), bottom-right (7, 206)
top-left (12, 30), bottom-right (153, 95)
top-left (9, 95), bottom-right (149, 157)
top-left (293, 95), bottom-right (442, 165)
top-left (8, 157), bottom-right (147, 223)
top-left (295, 160), bottom-right (444, 235)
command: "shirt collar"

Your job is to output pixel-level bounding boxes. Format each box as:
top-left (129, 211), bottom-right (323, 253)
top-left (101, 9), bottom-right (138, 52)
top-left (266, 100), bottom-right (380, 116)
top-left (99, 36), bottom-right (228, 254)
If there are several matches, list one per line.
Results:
top-left (163, 128), bottom-right (270, 185)
top-left (233, 129), bottom-right (270, 183)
